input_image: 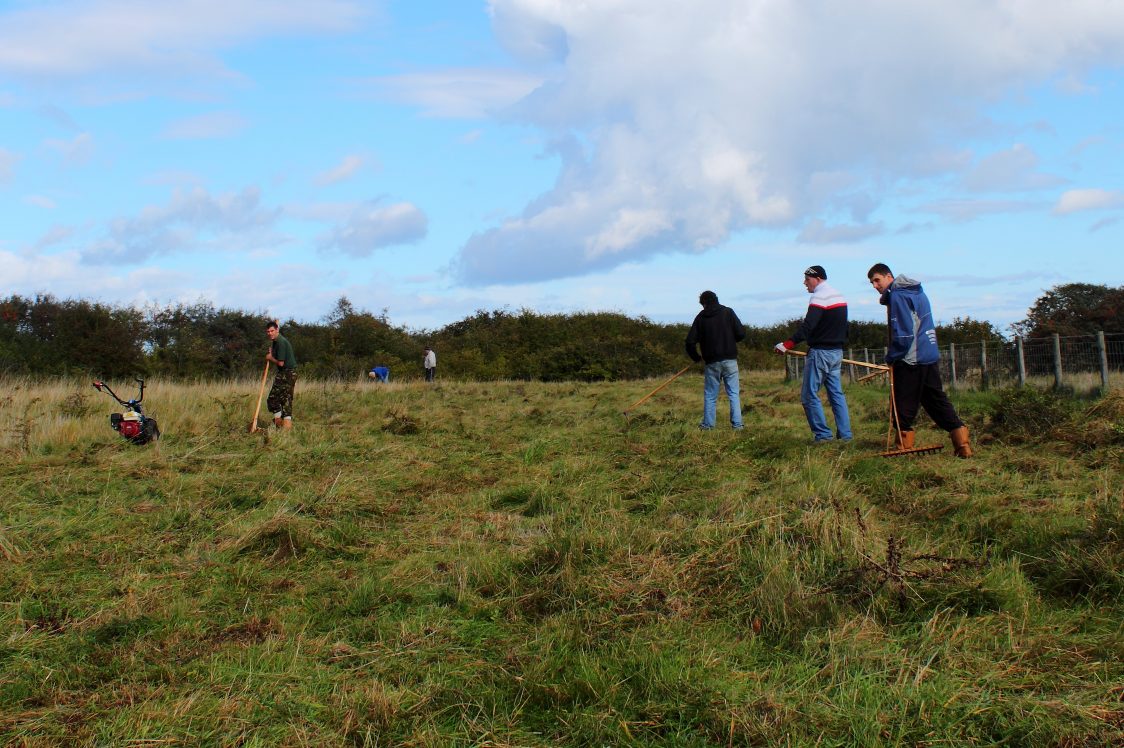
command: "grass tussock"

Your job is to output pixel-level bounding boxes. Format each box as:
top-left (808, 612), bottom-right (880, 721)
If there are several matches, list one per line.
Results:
top-left (0, 373), bottom-right (1122, 745)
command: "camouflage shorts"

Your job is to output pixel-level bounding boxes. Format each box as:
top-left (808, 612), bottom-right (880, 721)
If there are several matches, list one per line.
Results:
top-left (267, 368), bottom-right (297, 418)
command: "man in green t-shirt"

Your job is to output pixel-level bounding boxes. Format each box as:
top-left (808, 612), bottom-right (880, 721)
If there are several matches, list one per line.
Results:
top-left (265, 320), bottom-right (298, 429)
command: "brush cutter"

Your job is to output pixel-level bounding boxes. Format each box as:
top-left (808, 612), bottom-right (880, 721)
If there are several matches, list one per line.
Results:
top-left (879, 367), bottom-right (942, 458)
top-left (91, 378), bottom-right (160, 445)
top-left (623, 364), bottom-right (693, 415)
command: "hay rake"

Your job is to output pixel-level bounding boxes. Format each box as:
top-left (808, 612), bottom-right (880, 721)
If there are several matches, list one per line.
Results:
top-left (880, 367), bottom-right (943, 458)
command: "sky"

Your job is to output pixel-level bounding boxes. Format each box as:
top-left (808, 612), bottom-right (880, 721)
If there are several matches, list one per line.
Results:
top-left (2, 0), bottom-right (1124, 334)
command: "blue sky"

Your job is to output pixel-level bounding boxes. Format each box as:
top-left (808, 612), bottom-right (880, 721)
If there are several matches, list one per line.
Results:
top-left (2, 0), bottom-right (1123, 334)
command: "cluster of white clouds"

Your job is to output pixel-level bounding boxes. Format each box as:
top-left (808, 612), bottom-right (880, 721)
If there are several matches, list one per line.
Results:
top-left (0, 0), bottom-right (364, 79)
top-left (2, 0), bottom-right (1124, 328)
top-left (72, 185), bottom-right (428, 265)
top-left (446, 0), bottom-right (1124, 284)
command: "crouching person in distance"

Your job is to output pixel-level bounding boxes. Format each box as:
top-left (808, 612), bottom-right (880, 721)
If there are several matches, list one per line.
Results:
top-left (685, 290), bottom-right (746, 430)
top-left (266, 320), bottom-right (298, 430)
top-left (867, 263), bottom-right (971, 457)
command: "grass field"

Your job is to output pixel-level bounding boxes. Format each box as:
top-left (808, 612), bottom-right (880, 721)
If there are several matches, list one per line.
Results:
top-left (1, 373), bottom-right (1122, 747)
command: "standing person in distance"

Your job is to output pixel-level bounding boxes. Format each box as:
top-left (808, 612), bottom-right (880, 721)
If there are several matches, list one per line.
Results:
top-left (685, 290), bottom-right (747, 430)
top-left (423, 346), bottom-right (437, 383)
top-left (774, 265), bottom-right (852, 443)
top-left (265, 319), bottom-right (298, 430)
top-left (867, 263), bottom-right (972, 457)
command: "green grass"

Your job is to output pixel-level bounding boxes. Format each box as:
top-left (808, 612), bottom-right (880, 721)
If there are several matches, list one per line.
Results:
top-left (1, 374), bottom-right (1122, 746)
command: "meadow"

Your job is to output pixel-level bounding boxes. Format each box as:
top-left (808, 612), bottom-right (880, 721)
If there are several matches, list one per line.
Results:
top-left (1, 372), bottom-right (1122, 747)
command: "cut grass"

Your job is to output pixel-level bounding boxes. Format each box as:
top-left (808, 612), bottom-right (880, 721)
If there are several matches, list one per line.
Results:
top-left (1, 374), bottom-right (1122, 746)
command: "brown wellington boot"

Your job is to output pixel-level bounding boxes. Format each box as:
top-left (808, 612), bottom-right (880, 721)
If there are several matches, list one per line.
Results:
top-left (281, 418), bottom-right (293, 431)
top-left (950, 426), bottom-right (972, 458)
top-left (273, 416), bottom-right (283, 428)
top-left (899, 430), bottom-right (915, 450)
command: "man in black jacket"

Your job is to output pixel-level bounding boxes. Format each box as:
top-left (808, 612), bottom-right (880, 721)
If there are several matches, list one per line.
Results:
top-left (685, 290), bottom-right (746, 430)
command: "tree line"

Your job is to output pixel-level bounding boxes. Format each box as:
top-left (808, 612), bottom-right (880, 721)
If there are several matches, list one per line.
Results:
top-left (0, 283), bottom-right (1117, 382)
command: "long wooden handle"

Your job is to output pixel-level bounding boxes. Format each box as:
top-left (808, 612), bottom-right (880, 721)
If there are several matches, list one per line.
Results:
top-left (784, 348), bottom-right (888, 371)
top-left (250, 360), bottom-right (270, 431)
top-left (857, 368), bottom-right (888, 383)
top-left (624, 364), bottom-right (693, 413)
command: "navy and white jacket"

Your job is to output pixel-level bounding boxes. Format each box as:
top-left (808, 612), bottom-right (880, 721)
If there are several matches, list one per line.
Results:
top-left (881, 275), bottom-right (940, 365)
top-left (788, 281), bottom-right (848, 350)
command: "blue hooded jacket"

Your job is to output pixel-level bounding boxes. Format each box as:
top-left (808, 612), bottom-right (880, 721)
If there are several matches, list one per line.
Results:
top-left (881, 275), bottom-right (940, 365)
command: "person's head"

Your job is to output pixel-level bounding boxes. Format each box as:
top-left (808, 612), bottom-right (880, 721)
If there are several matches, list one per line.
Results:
top-left (266, 320), bottom-right (280, 340)
top-left (867, 263), bottom-right (894, 293)
top-left (423, 346), bottom-right (431, 353)
top-left (698, 290), bottom-right (718, 306)
top-left (803, 265), bottom-right (827, 292)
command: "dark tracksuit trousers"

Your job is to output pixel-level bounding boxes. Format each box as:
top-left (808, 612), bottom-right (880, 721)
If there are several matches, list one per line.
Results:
top-left (891, 361), bottom-right (963, 433)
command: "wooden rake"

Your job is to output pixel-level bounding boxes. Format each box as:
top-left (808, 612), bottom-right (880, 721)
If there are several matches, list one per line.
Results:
top-left (783, 348), bottom-right (890, 372)
top-left (622, 364), bottom-right (693, 416)
top-left (249, 360), bottom-right (270, 433)
top-left (880, 367), bottom-right (943, 458)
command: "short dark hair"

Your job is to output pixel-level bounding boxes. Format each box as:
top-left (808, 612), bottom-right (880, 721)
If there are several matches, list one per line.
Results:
top-left (867, 263), bottom-right (893, 279)
top-left (266, 319), bottom-right (279, 331)
top-left (699, 290), bottom-right (718, 305)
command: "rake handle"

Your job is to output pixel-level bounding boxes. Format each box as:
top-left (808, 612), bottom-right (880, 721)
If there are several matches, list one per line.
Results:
top-left (250, 360), bottom-right (270, 432)
top-left (784, 348), bottom-right (889, 371)
top-left (623, 364), bottom-right (693, 414)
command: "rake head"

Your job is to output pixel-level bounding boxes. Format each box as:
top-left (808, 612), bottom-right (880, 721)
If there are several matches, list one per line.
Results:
top-left (879, 444), bottom-right (944, 458)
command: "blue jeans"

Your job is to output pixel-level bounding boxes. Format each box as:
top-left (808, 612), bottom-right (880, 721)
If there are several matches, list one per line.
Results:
top-left (801, 348), bottom-right (851, 441)
top-left (701, 359), bottom-right (743, 429)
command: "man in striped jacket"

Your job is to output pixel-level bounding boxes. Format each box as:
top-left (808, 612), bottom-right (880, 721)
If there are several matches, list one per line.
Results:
top-left (775, 265), bottom-right (852, 443)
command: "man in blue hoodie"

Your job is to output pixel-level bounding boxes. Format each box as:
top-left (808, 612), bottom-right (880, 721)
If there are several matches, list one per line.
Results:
top-left (774, 265), bottom-right (852, 443)
top-left (867, 263), bottom-right (972, 457)
top-left (685, 290), bottom-right (746, 430)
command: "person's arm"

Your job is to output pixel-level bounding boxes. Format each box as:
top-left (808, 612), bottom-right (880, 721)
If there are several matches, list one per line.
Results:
top-left (885, 293), bottom-right (912, 363)
top-left (776, 304), bottom-right (821, 353)
top-left (684, 318), bottom-right (702, 362)
top-left (729, 309), bottom-right (746, 342)
top-left (266, 342), bottom-right (284, 368)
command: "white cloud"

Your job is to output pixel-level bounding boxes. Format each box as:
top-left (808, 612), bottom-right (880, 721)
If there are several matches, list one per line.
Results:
top-left (24, 194), bottom-right (57, 209)
top-left (45, 132), bottom-right (94, 165)
top-left (34, 224), bottom-right (74, 250)
top-left (318, 201), bottom-right (428, 257)
top-left (314, 154), bottom-right (367, 186)
top-left (797, 219), bottom-right (885, 244)
top-left (915, 198), bottom-right (1042, 222)
top-left (961, 144), bottom-right (1065, 192)
top-left (80, 186), bottom-right (282, 264)
top-left (371, 68), bottom-right (544, 119)
top-left (1053, 188), bottom-right (1124, 214)
top-left (451, 0), bottom-right (1124, 284)
top-left (0, 147), bottom-right (17, 183)
top-left (161, 112), bottom-right (248, 140)
top-left (0, 0), bottom-right (365, 79)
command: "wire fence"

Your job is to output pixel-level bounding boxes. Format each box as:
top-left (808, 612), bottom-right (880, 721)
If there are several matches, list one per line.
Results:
top-left (788, 332), bottom-right (1124, 395)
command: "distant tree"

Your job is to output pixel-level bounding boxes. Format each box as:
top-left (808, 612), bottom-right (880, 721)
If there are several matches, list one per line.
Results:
top-left (937, 317), bottom-right (1007, 345)
top-left (1012, 283), bottom-right (1124, 338)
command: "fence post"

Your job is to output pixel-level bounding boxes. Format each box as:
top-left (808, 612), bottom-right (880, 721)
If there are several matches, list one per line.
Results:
top-left (949, 342), bottom-right (957, 388)
top-left (979, 340), bottom-right (989, 390)
top-left (1016, 337), bottom-right (1026, 388)
top-left (1097, 331), bottom-right (1110, 394)
top-left (847, 347), bottom-right (856, 383)
top-left (784, 354), bottom-right (792, 382)
top-left (1052, 333), bottom-right (1063, 390)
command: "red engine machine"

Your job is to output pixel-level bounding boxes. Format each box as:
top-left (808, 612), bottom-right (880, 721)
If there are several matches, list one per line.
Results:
top-left (92, 378), bottom-right (160, 445)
